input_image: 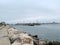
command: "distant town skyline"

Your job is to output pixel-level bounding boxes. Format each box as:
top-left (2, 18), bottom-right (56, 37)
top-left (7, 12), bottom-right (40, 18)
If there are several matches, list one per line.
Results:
top-left (0, 0), bottom-right (60, 23)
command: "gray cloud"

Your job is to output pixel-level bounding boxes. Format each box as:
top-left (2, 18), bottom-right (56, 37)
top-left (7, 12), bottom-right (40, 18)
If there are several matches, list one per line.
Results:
top-left (0, 0), bottom-right (60, 23)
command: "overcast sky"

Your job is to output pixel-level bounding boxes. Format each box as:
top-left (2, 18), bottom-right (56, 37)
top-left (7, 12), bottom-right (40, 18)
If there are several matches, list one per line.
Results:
top-left (0, 0), bottom-right (60, 23)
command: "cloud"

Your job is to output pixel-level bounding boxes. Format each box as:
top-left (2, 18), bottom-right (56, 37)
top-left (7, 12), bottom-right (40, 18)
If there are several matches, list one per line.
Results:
top-left (6, 14), bottom-right (60, 23)
top-left (0, 0), bottom-right (60, 23)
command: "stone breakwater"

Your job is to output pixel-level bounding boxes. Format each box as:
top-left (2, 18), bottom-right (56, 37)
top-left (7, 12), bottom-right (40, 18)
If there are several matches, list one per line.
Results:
top-left (0, 25), bottom-right (60, 45)
top-left (0, 25), bottom-right (34, 45)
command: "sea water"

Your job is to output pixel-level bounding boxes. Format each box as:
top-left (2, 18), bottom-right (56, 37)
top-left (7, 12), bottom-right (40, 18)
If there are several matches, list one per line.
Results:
top-left (11, 24), bottom-right (60, 41)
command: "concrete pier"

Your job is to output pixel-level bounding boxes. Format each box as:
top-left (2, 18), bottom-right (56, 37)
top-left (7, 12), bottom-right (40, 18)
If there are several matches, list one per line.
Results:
top-left (0, 26), bottom-right (11, 45)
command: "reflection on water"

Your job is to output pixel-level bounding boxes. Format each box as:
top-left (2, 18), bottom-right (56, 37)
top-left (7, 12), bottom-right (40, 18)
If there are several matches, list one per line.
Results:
top-left (11, 24), bottom-right (60, 41)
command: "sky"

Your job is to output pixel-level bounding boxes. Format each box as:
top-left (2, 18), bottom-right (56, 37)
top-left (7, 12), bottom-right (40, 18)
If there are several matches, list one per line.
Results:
top-left (0, 0), bottom-right (60, 23)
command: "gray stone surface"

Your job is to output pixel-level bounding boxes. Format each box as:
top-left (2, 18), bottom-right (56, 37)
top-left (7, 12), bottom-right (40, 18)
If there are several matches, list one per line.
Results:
top-left (0, 37), bottom-right (11, 45)
top-left (0, 26), bottom-right (11, 45)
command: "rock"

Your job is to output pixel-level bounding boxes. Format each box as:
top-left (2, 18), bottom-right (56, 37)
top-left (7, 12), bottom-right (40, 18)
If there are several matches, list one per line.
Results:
top-left (47, 41), bottom-right (60, 45)
top-left (0, 25), bottom-right (37, 45)
top-left (12, 33), bottom-right (34, 45)
top-left (6, 27), bottom-right (34, 45)
top-left (8, 28), bottom-right (25, 41)
top-left (39, 40), bottom-right (47, 45)
top-left (31, 35), bottom-right (39, 45)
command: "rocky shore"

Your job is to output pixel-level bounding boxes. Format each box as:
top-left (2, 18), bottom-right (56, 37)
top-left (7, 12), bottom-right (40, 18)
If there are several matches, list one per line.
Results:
top-left (0, 24), bottom-right (60, 45)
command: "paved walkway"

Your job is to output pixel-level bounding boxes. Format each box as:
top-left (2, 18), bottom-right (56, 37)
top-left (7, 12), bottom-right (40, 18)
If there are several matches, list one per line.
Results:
top-left (0, 26), bottom-right (11, 45)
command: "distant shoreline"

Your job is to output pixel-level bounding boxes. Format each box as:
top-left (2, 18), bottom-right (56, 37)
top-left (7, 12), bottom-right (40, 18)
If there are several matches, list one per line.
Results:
top-left (13, 22), bottom-right (60, 26)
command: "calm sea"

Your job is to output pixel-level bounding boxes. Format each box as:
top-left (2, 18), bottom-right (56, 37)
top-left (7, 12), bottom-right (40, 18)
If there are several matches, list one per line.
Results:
top-left (11, 24), bottom-right (60, 41)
